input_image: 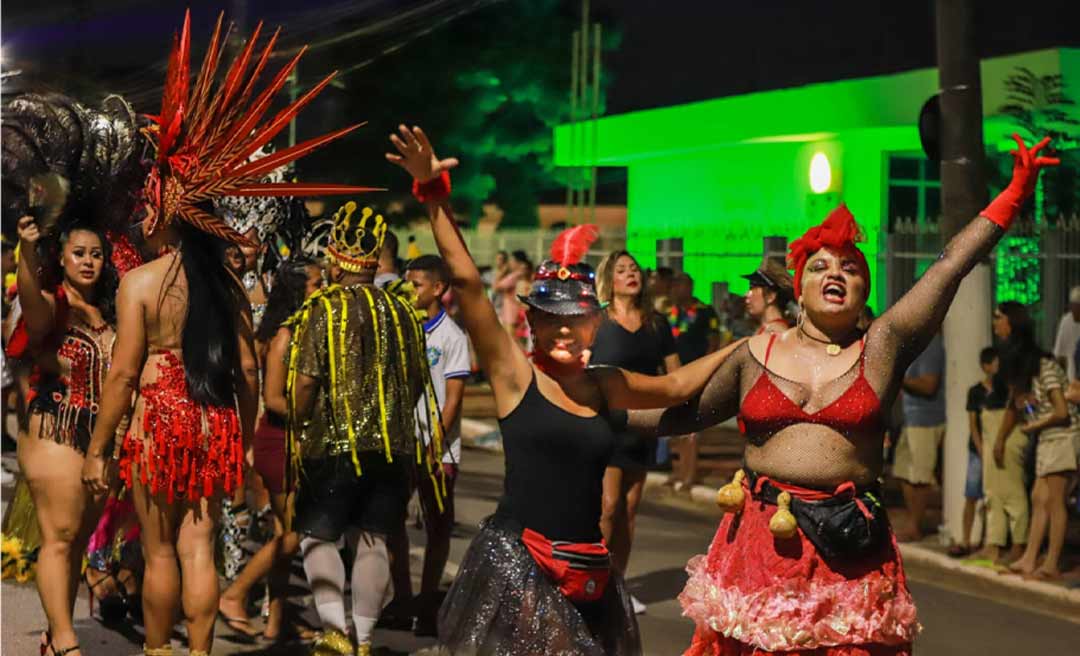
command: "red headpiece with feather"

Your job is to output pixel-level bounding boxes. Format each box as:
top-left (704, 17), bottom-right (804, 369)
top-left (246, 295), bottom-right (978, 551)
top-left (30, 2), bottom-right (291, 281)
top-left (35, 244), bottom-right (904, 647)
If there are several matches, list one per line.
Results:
top-left (520, 224), bottom-right (602, 315)
top-left (141, 11), bottom-right (380, 247)
top-left (786, 204), bottom-right (870, 300)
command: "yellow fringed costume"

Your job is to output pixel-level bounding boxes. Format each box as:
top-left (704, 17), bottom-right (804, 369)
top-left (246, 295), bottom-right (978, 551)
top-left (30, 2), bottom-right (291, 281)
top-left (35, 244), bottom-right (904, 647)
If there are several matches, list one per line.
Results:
top-left (283, 202), bottom-right (447, 528)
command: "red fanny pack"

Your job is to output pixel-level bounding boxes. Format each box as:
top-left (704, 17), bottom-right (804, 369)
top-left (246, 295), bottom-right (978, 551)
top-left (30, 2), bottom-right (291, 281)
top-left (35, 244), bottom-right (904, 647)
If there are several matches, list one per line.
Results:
top-left (521, 527), bottom-right (611, 603)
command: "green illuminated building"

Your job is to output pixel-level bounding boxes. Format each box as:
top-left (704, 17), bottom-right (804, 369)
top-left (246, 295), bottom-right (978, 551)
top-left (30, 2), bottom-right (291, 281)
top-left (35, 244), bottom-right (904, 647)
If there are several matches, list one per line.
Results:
top-left (554, 47), bottom-right (1080, 311)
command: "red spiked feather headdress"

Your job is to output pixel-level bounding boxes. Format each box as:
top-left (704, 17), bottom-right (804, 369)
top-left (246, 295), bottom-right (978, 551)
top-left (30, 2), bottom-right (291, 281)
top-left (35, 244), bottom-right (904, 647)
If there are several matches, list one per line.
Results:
top-left (141, 11), bottom-right (380, 246)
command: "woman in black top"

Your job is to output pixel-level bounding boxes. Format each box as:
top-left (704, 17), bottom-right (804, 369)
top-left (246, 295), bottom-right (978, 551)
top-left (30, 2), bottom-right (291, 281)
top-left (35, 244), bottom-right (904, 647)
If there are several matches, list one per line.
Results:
top-left (388, 126), bottom-right (741, 655)
top-left (592, 250), bottom-right (679, 608)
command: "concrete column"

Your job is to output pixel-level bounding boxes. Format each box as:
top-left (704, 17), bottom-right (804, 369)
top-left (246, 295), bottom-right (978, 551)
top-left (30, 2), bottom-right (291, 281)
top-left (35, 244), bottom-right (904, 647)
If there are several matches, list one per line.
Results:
top-left (943, 265), bottom-right (993, 544)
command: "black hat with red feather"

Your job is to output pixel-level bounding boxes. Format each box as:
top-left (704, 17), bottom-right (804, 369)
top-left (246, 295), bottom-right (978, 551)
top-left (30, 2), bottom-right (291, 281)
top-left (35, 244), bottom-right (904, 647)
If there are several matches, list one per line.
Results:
top-left (519, 225), bottom-right (602, 316)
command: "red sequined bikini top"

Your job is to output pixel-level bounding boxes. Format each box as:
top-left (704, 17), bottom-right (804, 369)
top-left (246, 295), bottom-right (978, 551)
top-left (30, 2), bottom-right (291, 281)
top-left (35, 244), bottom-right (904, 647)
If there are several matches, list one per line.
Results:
top-left (738, 334), bottom-right (882, 438)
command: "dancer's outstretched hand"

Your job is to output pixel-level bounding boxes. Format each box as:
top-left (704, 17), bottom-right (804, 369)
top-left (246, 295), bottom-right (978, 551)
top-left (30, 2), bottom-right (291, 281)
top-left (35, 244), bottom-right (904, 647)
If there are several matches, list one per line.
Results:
top-left (385, 125), bottom-right (459, 182)
top-left (1006, 133), bottom-right (1060, 198)
top-left (980, 134), bottom-right (1060, 229)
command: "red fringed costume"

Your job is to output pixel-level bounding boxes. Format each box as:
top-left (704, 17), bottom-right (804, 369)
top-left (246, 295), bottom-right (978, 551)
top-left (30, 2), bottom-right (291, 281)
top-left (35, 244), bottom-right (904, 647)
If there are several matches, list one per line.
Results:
top-left (119, 351), bottom-right (243, 502)
top-left (109, 10), bottom-right (373, 502)
top-left (679, 209), bottom-right (919, 656)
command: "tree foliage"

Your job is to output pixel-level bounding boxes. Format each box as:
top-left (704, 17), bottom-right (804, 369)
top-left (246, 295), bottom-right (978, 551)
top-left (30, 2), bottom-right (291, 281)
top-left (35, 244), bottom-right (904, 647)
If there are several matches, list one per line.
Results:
top-left (995, 67), bottom-right (1080, 219)
top-left (301, 0), bottom-right (617, 227)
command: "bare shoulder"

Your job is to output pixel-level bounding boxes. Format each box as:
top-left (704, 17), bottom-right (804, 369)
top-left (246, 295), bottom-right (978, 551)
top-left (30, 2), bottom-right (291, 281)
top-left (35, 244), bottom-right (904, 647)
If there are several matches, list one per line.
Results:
top-left (122, 255), bottom-right (178, 293)
top-left (746, 330), bottom-right (784, 361)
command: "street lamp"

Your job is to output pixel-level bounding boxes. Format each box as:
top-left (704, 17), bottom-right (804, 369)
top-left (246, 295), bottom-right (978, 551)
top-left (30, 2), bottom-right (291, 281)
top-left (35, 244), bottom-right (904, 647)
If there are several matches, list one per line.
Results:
top-left (809, 152), bottom-right (832, 194)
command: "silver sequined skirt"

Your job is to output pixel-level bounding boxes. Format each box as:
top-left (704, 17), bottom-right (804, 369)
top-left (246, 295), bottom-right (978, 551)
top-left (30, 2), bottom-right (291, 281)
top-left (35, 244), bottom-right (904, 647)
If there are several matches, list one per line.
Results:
top-left (437, 514), bottom-right (642, 656)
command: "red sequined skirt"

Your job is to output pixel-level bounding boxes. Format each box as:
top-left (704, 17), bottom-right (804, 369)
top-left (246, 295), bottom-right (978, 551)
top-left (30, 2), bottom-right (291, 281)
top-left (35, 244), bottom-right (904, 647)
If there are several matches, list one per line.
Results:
top-left (681, 480), bottom-right (919, 656)
top-left (119, 351), bottom-right (243, 502)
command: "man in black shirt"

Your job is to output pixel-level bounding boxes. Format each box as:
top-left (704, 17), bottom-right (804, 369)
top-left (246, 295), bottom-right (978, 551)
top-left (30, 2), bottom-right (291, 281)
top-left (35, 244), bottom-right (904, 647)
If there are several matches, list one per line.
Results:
top-left (952, 347), bottom-right (1007, 556)
top-left (668, 272), bottom-right (721, 364)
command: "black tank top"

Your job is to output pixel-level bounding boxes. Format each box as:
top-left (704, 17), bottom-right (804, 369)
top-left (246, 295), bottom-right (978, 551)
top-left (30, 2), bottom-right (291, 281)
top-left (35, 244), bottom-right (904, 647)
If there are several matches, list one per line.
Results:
top-left (496, 372), bottom-right (624, 543)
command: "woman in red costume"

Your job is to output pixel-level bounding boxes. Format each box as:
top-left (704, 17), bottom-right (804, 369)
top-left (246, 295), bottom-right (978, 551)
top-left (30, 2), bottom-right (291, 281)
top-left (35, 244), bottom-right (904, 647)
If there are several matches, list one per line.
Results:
top-left (629, 135), bottom-right (1058, 656)
top-left (79, 12), bottom-right (368, 655)
top-left (15, 214), bottom-right (119, 656)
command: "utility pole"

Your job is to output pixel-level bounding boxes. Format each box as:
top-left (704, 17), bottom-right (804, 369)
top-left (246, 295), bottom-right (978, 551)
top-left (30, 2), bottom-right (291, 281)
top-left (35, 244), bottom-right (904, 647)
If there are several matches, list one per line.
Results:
top-left (935, 0), bottom-right (991, 547)
top-left (565, 0), bottom-right (601, 226)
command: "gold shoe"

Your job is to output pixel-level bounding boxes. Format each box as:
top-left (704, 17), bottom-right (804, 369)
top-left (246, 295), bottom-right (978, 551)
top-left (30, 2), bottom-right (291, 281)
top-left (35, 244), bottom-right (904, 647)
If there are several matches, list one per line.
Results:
top-left (356, 644), bottom-right (372, 656)
top-left (310, 629), bottom-right (355, 656)
top-left (143, 646), bottom-right (173, 656)
top-left (190, 651), bottom-right (209, 656)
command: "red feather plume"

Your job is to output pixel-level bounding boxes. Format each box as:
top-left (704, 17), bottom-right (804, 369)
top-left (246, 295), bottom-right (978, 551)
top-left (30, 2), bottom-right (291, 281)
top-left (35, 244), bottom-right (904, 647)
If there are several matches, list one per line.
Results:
top-left (550, 224), bottom-right (599, 266)
top-left (142, 10), bottom-right (374, 245)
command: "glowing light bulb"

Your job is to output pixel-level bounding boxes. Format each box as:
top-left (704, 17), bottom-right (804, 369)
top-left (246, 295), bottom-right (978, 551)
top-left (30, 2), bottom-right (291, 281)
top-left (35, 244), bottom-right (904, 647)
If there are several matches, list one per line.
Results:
top-left (809, 152), bottom-right (831, 194)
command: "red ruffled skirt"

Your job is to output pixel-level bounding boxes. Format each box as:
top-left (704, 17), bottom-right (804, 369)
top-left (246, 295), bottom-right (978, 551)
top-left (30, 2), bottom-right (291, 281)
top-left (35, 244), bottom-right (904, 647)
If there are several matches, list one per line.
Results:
top-left (119, 351), bottom-right (243, 502)
top-left (681, 480), bottom-right (919, 656)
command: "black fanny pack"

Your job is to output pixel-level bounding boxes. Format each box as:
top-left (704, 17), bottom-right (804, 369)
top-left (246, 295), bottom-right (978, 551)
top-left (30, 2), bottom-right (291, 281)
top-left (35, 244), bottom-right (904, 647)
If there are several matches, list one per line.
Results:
top-left (745, 468), bottom-right (890, 560)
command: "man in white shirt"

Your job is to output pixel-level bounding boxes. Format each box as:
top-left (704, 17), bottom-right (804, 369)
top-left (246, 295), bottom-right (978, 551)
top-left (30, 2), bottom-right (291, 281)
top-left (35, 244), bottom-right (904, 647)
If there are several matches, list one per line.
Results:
top-left (1053, 286), bottom-right (1080, 381)
top-left (394, 254), bottom-right (471, 635)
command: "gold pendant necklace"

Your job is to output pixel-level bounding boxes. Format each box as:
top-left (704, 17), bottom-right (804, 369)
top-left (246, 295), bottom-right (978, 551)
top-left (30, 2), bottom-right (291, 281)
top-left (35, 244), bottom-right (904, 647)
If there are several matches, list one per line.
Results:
top-left (799, 325), bottom-right (844, 356)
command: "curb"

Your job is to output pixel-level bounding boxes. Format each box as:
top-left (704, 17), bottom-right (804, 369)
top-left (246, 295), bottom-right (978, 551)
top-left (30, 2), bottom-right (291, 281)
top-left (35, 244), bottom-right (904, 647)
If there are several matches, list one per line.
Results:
top-left (641, 473), bottom-right (1080, 624)
top-left (897, 542), bottom-right (1080, 623)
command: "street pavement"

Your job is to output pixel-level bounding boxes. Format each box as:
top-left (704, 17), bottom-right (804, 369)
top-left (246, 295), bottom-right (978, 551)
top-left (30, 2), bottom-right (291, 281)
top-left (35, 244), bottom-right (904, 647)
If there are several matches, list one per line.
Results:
top-left (3, 449), bottom-right (1078, 655)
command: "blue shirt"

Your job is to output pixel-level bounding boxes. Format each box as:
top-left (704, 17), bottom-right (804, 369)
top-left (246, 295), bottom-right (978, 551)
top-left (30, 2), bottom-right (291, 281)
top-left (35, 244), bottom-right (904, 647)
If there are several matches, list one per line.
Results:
top-left (902, 334), bottom-right (946, 426)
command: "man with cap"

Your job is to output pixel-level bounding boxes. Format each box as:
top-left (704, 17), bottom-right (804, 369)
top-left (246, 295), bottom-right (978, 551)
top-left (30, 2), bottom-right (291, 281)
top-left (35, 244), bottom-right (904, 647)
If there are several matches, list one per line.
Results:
top-left (742, 258), bottom-right (794, 336)
top-left (1053, 285), bottom-right (1080, 382)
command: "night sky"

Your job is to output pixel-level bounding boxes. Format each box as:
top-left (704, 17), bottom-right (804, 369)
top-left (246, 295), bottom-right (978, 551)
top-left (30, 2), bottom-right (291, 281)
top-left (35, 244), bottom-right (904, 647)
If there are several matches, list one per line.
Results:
top-left (5, 0), bottom-right (1079, 115)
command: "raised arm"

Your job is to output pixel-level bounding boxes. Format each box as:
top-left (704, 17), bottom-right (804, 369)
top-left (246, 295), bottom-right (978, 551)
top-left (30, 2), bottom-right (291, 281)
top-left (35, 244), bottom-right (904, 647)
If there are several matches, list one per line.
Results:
top-left (626, 342), bottom-right (746, 437)
top-left (386, 125), bottom-right (531, 398)
top-left (597, 338), bottom-right (746, 409)
top-left (15, 215), bottom-right (56, 339)
top-left (82, 272), bottom-right (147, 495)
top-left (875, 135), bottom-right (1058, 361)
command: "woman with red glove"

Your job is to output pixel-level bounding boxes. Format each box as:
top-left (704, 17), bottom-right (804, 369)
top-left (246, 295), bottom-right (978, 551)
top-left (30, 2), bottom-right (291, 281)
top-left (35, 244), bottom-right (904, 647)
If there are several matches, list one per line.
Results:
top-left (388, 124), bottom-right (744, 655)
top-left (629, 135), bottom-right (1058, 656)
top-left (15, 213), bottom-right (119, 656)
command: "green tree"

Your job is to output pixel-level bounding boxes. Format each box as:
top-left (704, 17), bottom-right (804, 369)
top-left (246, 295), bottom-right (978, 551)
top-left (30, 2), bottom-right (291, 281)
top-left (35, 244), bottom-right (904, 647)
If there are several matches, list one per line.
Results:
top-left (996, 67), bottom-right (1080, 220)
top-left (305, 0), bottom-right (618, 227)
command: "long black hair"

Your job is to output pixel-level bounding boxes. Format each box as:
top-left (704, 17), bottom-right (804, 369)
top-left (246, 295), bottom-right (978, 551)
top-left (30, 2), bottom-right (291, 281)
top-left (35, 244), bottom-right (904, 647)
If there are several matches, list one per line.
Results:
top-left (42, 224), bottom-right (119, 326)
top-left (176, 222), bottom-right (246, 407)
top-left (997, 301), bottom-right (1050, 393)
top-left (255, 257), bottom-right (318, 343)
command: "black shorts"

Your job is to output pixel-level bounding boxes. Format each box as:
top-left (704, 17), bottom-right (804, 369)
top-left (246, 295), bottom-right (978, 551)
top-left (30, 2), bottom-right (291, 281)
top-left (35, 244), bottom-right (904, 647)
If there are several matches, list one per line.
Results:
top-left (293, 452), bottom-right (411, 541)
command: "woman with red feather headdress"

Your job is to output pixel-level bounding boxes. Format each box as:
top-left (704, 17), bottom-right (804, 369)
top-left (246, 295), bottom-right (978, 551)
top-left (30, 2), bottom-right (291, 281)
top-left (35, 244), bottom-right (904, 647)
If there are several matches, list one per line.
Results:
top-left (73, 11), bottom-right (372, 656)
top-left (386, 125), bottom-right (743, 655)
top-left (625, 134), bottom-right (1058, 656)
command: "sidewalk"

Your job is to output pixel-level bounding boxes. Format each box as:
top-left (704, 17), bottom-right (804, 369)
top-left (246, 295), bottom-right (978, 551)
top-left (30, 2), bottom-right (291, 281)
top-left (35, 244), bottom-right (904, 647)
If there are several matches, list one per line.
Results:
top-left (460, 418), bottom-right (1080, 624)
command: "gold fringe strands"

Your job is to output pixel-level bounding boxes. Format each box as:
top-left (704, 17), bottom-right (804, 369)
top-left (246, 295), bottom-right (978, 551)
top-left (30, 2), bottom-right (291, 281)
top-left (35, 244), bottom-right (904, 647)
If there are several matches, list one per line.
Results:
top-left (282, 280), bottom-right (449, 516)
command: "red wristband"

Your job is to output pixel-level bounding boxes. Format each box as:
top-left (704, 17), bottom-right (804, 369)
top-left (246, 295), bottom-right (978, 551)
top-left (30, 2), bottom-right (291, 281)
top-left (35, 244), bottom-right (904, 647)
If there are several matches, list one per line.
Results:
top-left (412, 171), bottom-right (451, 204)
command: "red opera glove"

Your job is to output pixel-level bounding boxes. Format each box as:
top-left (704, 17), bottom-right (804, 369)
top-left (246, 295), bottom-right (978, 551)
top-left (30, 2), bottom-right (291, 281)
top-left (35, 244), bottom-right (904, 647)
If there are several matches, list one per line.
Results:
top-left (979, 134), bottom-right (1059, 230)
top-left (412, 171), bottom-right (452, 204)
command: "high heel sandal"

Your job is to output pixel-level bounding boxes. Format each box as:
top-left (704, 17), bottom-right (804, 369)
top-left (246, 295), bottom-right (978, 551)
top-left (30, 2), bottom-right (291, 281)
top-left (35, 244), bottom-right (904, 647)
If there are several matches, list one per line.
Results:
top-left (84, 568), bottom-right (142, 625)
top-left (40, 634), bottom-right (81, 656)
top-left (142, 645), bottom-right (173, 656)
top-left (83, 570), bottom-right (126, 624)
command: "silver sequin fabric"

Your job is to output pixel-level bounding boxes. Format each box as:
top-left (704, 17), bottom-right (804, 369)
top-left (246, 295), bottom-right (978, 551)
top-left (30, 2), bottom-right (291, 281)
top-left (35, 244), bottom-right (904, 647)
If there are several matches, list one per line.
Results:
top-left (437, 514), bottom-right (642, 656)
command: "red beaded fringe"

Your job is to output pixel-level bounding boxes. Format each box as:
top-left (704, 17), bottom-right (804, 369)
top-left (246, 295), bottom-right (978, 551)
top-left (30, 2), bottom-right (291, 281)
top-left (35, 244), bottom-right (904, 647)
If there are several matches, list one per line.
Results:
top-left (119, 352), bottom-right (242, 503)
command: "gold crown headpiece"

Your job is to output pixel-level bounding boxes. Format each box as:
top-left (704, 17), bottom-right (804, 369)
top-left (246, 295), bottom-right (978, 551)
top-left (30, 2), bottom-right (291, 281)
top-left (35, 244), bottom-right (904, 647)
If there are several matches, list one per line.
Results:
top-left (326, 201), bottom-right (386, 272)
